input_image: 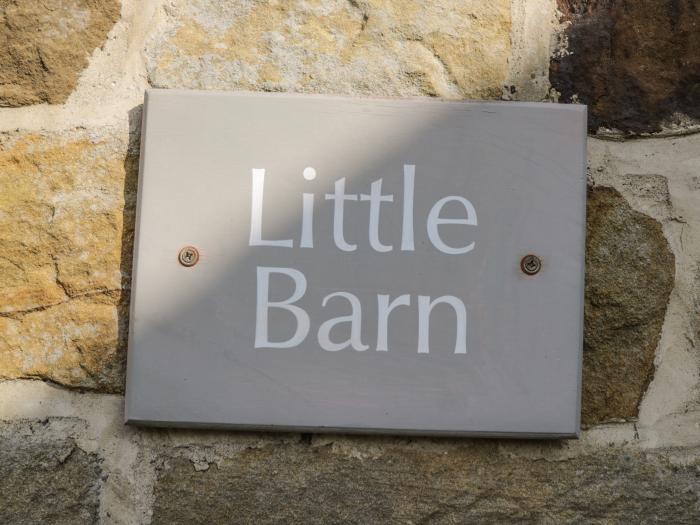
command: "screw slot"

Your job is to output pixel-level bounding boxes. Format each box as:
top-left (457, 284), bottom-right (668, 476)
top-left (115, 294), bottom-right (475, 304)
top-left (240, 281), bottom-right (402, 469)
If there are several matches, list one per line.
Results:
top-left (520, 254), bottom-right (541, 276)
top-left (178, 246), bottom-right (199, 267)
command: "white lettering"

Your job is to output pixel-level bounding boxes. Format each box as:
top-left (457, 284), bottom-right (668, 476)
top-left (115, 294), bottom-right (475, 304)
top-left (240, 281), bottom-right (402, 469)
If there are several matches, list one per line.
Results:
top-left (426, 196), bottom-right (477, 254)
top-left (249, 169), bottom-right (294, 247)
top-left (255, 266), bottom-right (309, 348)
top-left (376, 294), bottom-right (411, 352)
top-left (300, 193), bottom-right (314, 248)
top-left (417, 295), bottom-right (467, 354)
top-left (318, 292), bottom-right (368, 351)
top-left (300, 167), bottom-right (316, 248)
top-left (360, 179), bottom-right (393, 252)
top-left (401, 164), bottom-right (415, 251)
top-left (325, 178), bottom-right (358, 252)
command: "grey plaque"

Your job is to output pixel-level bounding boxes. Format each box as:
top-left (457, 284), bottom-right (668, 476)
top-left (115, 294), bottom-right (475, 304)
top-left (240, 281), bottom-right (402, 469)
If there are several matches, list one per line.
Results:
top-left (126, 89), bottom-right (587, 438)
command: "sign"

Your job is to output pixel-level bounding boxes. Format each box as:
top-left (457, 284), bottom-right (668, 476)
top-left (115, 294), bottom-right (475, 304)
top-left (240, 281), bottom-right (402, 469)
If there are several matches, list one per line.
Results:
top-left (126, 89), bottom-right (587, 438)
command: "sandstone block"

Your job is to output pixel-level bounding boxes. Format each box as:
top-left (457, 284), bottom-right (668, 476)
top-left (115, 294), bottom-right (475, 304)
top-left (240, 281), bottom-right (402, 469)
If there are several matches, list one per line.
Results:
top-left (0, 131), bottom-right (136, 392)
top-left (146, 0), bottom-right (511, 99)
top-left (0, 0), bottom-right (121, 106)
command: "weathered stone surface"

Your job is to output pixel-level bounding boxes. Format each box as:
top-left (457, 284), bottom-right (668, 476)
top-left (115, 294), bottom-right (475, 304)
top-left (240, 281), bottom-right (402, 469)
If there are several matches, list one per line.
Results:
top-left (0, 419), bottom-right (101, 524)
top-left (583, 186), bottom-right (675, 424)
top-left (551, 0), bottom-right (700, 135)
top-left (618, 174), bottom-right (673, 219)
top-left (0, 0), bottom-right (121, 107)
top-left (146, 0), bottom-right (511, 99)
top-left (0, 131), bottom-right (136, 392)
top-left (152, 440), bottom-right (700, 524)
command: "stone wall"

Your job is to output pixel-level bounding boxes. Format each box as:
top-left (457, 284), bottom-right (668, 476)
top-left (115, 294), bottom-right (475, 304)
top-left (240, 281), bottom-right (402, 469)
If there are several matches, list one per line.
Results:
top-left (0, 1), bottom-right (698, 522)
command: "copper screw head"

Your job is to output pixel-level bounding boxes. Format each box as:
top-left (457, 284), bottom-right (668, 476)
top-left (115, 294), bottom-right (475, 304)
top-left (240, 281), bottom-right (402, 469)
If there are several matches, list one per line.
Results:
top-left (520, 254), bottom-right (541, 275)
top-left (178, 246), bottom-right (199, 267)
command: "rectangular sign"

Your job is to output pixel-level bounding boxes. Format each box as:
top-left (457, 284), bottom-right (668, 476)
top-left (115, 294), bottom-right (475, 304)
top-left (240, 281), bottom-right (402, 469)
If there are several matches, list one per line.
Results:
top-left (126, 89), bottom-right (587, 438)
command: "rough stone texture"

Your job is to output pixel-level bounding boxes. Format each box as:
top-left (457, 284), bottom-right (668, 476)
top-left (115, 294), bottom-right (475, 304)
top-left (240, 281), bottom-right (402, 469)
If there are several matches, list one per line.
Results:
top-left (0, 3), bottom-right (699, 522)
top-left (0, 419), bottom-right (101, 524)
top-left (0, 131), bottom-right (137, 392)
top-left (152, 440), bottom-right (700, 524)
top-left (551, 0), bottom-right (700, 135)
top-left (146, 0), bottom-right (511, 99)
top-left (0, 0), bottom-right (121, 107)
top-left (583, 186), bottom-right (675, 424)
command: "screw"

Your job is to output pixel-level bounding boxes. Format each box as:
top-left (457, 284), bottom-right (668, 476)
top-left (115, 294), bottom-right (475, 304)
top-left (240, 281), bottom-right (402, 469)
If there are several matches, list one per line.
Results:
top-left (178, 246), bottom-right (199, 267)
top-left (520, 254), bottom-right (541, 276)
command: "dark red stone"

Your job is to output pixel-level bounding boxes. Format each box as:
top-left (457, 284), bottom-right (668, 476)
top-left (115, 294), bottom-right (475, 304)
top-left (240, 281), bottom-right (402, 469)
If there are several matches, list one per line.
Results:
top-left (551, 0), bottom-right (700, 134)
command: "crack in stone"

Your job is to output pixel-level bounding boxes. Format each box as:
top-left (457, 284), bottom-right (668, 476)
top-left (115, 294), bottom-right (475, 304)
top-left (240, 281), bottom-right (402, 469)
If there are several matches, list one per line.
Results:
top-left (0, 288), bottom-right (122, 320)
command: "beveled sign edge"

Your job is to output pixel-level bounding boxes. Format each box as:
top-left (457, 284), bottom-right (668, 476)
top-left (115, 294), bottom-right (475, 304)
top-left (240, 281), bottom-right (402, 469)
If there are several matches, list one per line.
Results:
top-left (124, 417), bottom-right (580, 440)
